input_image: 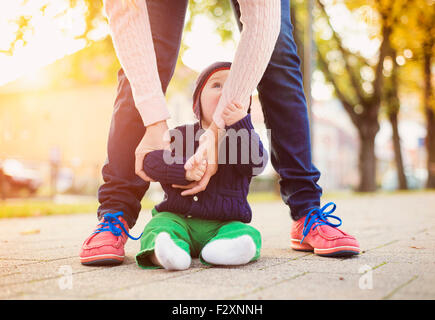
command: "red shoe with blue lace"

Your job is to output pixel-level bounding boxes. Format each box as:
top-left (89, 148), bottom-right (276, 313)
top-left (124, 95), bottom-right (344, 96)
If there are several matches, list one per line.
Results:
top-left (79, 212), bottom-right (142, 266)
top-left (290, 202), bottom-right (360, 257)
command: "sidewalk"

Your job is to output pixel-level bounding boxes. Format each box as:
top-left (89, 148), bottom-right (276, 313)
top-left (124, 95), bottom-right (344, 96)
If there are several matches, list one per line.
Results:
top-left (1, 191), bottom-right (434, 300)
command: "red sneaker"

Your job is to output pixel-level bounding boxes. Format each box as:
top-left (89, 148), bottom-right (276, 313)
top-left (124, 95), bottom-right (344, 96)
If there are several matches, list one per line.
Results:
top-left (290, 202), bottom-right (360, 257)
top-left (80, 212), bottom-right (141, 266)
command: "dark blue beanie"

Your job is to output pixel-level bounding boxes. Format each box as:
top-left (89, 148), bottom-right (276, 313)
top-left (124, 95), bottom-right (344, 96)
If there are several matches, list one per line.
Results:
top-left (192, 61), bottom-right (252, 122)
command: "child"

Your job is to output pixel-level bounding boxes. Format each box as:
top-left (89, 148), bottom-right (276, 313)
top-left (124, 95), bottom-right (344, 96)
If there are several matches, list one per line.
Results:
top-left (135, 61), bottom-right (268, 270)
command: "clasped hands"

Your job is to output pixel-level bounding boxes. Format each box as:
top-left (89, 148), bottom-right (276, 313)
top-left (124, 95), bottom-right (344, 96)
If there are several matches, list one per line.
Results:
top-left (135, 101), bottom-right (247, 196)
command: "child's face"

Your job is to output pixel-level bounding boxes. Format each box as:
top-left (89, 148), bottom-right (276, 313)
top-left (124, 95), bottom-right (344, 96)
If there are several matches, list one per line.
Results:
top-left (200, 69), bottom-right (230, 128)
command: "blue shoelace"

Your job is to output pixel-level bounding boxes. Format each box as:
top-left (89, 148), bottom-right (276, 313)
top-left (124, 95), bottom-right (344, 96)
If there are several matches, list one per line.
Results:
top-left (300, 202), bottom-right (342, 244)
top-left (94, 211), bottom-right (142, 240)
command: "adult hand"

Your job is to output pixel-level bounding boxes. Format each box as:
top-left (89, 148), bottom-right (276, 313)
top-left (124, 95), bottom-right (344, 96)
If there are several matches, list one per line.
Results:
top-left (172, 159), bottom-right (217, 196)
top-left (172, 121), bottom-right (223, 196)
top-left (185, 159), bottom-right (207, 182)
top-left (135, 120), bottom-right (171, 182)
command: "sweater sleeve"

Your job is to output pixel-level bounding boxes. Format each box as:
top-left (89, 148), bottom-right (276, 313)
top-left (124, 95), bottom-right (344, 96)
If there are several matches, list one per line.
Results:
top-left (143, 150), bottom-right (191, 186)
top-left (212, 0), bottom-right (281, 128)
top-left (103, 0), bottom-right (171, 127)
top-left (222, 113), bottom-right (269, 177)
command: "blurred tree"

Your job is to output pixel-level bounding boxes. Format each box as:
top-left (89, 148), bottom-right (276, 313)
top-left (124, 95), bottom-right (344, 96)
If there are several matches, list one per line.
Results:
top-left (383, 47), bottom-right (408, 190)
top-left (411, 0), bottom-right (435, 188)
top-left (382, 0), bottom-right (435, 188)
top-left (0, 15), bottom-right (32, 56)
top-left (315, 0), bottom-right (412, 192)
top-left (381, 1), bottom-right (413, 191)
top-left (290, 0), bottom-right (316, 141)
top-left (422, 11), bottom-right (435, 188)
top-left (2, 0), bottom-right (235, 89)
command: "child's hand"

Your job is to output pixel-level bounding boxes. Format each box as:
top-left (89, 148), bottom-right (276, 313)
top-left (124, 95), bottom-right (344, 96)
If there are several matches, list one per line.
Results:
top-left (222, 101), bottom-right (247, 127)
top-left (185, 159), bottom-right (207, 181)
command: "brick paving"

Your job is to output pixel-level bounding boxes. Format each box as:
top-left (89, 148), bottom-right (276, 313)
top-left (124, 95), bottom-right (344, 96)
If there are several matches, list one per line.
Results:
top-left (0, 191), bottom-right (434, 300)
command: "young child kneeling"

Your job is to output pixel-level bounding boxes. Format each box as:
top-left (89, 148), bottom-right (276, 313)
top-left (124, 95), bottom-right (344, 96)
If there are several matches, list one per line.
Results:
top-left (135, 62), bottom-right (268, 270)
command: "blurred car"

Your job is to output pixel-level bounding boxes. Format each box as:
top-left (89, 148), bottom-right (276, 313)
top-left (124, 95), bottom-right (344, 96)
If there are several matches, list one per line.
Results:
top-left (0, 159), bottom-right (43, 198)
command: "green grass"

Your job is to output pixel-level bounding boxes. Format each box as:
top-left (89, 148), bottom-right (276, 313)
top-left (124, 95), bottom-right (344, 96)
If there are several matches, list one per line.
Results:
top-left (0, 198), bottom-right (156, 219)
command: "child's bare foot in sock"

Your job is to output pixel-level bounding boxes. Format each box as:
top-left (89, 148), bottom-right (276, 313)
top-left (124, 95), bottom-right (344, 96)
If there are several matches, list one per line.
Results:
top-left (201, 235), bottom-right (256, 266)
top-left (151, 232), bottom-right (191, 271)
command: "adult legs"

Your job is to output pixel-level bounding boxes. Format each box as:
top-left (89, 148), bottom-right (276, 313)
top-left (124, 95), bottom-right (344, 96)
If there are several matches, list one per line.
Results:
top-left (97, 0), bottom-right (189, 228)
top-left (230, 0), bottom-right (322, 220)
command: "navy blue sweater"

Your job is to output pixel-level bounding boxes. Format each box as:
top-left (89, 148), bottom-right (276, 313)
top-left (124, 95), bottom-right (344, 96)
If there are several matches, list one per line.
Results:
top-left (142, 113), bottom-right (268, 223)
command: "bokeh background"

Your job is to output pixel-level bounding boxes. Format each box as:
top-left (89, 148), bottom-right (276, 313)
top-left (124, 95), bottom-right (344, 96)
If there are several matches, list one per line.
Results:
top-left (0, 0), bottom-right (434, 217)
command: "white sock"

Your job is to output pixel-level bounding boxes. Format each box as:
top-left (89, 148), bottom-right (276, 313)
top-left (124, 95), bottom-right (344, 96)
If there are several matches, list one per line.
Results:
top-left (154, 232), bottom-right (191, 271)
top-left (201, 235), bottom-right (256, 266)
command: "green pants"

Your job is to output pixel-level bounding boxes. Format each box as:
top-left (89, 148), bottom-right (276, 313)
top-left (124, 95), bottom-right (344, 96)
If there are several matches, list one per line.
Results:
top-left (135, 207), bottom-right (262, 269)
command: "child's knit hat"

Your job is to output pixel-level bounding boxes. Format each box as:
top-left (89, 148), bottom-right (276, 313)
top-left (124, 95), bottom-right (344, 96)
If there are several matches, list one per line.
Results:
top-left (192, 61), bottom-right (252, 122)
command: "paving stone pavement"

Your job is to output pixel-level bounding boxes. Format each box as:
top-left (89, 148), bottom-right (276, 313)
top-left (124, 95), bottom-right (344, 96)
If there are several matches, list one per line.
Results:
top-left (0, 191), bottom-right (434, 300)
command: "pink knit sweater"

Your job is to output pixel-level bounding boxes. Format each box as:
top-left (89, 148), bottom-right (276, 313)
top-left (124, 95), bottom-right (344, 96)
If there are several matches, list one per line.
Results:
top-left (104, 0), bottom-right (280, 128)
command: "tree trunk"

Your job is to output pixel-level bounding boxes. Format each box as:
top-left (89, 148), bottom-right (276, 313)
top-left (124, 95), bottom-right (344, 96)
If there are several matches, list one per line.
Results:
top-left (357, 121), bottom-right (379, 192)
top-left (426, 109), bottom-right (435, 188)
top-left (0, 168), bottom-right (5, 200)
top-left (424, 49), bottom-right (435, 188)
top-left (385, 48), bottom-right (407, 190)
top-left (389, 111), bottom-right (408, 189)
